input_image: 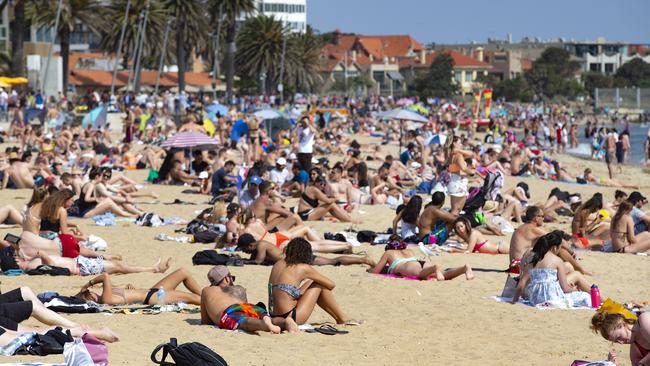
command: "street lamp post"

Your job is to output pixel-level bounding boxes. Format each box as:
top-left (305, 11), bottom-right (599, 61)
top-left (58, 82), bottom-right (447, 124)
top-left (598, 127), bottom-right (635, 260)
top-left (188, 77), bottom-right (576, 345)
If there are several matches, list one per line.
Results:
top-left (133, 0), bottom-right (150, 94)
top-left (110, 0), bottom-right (131, 97)
top-left (126, 12), bottom-right (145, 91)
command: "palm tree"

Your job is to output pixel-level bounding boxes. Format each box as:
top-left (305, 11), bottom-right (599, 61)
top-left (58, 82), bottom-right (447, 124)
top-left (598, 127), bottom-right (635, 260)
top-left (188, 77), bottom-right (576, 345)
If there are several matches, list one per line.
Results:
top-left (286, 26), bottom-right (322, 93)
top-left (210, 0), bottom-right (255, 101)
top-left (161, 0), bottom-right (209, 93)
top-left (7, 0), bottom-right (26, 76)
top-left (236, 15), bottom-right (286, 95)
top-left (27, 0), bottom-right (105, 93)
top-left (100, 0), bottom-right (169, 71)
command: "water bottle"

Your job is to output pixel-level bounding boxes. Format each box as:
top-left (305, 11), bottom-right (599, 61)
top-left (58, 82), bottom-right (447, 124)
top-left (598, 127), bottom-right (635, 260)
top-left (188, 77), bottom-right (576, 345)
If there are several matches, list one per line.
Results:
top-left (590, 284), bottom-right (601, 309)
top-left (157, 287), bottom-right (166, 305)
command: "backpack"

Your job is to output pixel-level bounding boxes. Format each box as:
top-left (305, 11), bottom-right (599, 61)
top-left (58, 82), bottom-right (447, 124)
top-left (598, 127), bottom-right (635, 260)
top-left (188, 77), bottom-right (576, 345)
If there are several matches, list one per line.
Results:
top-left (151, 338), bottom-right (228, 366)
top-left (15, 327), bottom-right (73, 356)
top-left (191, 250), bottom-right (243, 266)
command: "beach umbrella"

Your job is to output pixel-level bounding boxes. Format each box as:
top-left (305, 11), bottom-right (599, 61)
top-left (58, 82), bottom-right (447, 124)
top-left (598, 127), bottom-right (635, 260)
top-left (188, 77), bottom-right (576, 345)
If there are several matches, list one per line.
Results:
top-left (0, 80), bottom-right (10, 88)
top-left (161, 131), bottom-right (220, 150)
top-left (396, 97), bottom-right (414, 106)
top-left (253, 108), bottom-right (283, 120)
top-left (0, 76), bottom-right (28, 85)
top-left (263, 117), bottom-right (292, 143)
top-left (426, 133), bottom-right (448, 146)
top-left (205, 103), bottom-right (228, 117)
top-left (441, 102), bottom-right (458, 111)
top-left (380, 108), bottom-right (429, 153)
top-left (82, 105), bottom-right (107, 129)
top-left (408, 104), bottom-right (429, 115)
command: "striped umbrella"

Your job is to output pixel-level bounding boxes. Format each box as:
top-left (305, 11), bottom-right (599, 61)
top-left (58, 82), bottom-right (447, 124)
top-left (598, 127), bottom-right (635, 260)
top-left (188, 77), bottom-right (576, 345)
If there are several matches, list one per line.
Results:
top-left (161, 131), bottom-right (221, 150)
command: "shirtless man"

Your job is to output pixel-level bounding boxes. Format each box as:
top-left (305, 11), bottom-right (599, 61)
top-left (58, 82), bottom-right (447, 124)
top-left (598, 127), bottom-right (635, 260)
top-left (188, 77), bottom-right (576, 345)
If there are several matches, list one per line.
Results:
top-left (250, 181), bottom-right (303, 231)
top-left (417, 192), bottom-right (456, 245)
top-left (178, 115), bottom-right (206, 134)
top-left (508, 206), bottom-right (591, 276)
top-left (236, 234), bottom-right (374, 267)
top-left (6, 152), bottom-right (34, 188)
top-left (326, 165), bottom-right (352, 208)
top-left (200, 265), bottom-right (293, 333)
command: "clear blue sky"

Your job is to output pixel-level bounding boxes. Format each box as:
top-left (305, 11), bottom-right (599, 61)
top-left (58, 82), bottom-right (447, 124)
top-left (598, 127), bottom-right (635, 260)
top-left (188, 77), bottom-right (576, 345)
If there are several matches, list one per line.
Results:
top-left (308, 0), bottom-right (650, 44)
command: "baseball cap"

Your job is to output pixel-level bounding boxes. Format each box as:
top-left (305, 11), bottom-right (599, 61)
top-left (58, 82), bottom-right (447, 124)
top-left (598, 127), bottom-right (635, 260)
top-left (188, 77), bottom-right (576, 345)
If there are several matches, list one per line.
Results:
top-left (198, 171), bottom-right (209, 179)
top-left (276, 157), bottom-right (287, 166)
top-left (249, 176), bottom-right (262, 185)
top-left (288, 153), bottom-right (297, 160)
top-left (627, 191), bottom-right (647, 205)
top-left (207, 265), bottom-right (230, 285)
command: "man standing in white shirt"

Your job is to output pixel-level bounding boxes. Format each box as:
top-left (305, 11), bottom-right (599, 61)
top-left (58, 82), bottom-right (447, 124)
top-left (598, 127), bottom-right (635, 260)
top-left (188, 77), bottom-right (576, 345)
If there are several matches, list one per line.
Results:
top-left (269, 157), bottom-right (290, 186)
top-left (0, 88), bottom-right (7, 122)
top-left (295, 117), bottom-right (316, 171)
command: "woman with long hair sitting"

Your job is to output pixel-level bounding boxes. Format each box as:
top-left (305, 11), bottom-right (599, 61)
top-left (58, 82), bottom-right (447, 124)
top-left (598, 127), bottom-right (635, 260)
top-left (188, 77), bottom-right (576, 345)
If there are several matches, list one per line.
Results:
top-left (452, 216), bottom-right (508, 254)
top-left (610, 201), bottom-right (650, 253)
top-left (511, 231), bottom-right (591, 306)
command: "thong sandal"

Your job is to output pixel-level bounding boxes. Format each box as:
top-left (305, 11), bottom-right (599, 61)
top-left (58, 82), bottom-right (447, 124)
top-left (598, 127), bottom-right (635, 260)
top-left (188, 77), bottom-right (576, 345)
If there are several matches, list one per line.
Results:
top-left (305, 325), bottom-right (349, 335)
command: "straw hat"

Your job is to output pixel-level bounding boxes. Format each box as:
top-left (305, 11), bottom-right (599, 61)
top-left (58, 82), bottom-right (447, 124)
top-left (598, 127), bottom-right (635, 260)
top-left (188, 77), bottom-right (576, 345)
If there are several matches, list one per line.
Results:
top-left (482, 200), bottom-right (498, 213)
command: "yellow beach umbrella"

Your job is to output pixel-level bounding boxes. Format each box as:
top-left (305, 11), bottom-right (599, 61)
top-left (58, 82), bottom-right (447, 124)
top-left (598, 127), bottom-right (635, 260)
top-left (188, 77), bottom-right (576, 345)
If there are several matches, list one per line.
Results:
top-left (0, 76), bottom-right (28, 85)
top-left (0, 80), bottom-right (10, 88)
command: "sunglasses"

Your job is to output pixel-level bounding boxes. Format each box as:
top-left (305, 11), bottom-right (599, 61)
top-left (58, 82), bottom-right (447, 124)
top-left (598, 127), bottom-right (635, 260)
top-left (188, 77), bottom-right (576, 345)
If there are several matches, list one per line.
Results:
top-left (103, 174), bottom-right (111, 178)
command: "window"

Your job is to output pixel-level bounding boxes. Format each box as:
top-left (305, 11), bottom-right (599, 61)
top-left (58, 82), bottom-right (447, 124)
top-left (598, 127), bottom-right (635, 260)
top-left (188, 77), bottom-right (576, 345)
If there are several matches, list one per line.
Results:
top-left (589, 63), bottom-right (601, 72)
top-left (454, 71), bottom-right (461, 82)
top-left (465, 72), bottom-right (473, 82)
top-left (605, 63), bottom-right (614, 74)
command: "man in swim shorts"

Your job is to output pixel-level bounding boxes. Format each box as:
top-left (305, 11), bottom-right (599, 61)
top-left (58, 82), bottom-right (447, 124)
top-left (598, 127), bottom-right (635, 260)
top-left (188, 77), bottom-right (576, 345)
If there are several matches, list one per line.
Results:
top-left (200, 266), bottom-right (296, 333)
top-left (508, 206), bottom-right (546, 274)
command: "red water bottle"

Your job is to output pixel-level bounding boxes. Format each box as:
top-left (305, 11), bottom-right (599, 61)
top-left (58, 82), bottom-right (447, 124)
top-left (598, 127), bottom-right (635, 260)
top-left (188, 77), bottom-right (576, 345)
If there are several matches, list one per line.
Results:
top-left (590, 284), bottom-right (601, 308)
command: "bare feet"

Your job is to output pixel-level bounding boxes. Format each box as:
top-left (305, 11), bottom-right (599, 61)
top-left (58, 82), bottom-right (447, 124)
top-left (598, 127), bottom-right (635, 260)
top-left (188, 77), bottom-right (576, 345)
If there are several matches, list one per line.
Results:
top-left (83, 327), bottom-right (120, 343)
top-left (262, 316), bottom-right (281, 334)
top-left (155, 257), bottom-right (172, 273)
top-left (284, 317), bottom-right (300, 334)
top-left (465, 265), bottom-right (474, 280)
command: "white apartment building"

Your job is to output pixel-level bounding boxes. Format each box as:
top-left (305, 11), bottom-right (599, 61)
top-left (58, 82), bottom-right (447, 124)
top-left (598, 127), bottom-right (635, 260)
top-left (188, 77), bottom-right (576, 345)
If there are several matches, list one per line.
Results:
top-left (250, 0), bottom-right (307, 33)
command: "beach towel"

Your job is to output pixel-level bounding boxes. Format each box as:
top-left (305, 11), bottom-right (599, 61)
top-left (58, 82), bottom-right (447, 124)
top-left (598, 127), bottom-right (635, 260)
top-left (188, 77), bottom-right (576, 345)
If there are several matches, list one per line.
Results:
top-left (570, 361), bottom-right (615, 366)
top-left (491, 296), bottom-right (594, 310)
top-left (44, 297), bottom-right (101, 314)
top-left (92, 213), bottom-right (116, 227)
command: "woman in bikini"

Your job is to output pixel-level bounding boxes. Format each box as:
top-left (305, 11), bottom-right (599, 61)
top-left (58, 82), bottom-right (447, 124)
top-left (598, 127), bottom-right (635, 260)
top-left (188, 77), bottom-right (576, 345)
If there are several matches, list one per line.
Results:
top-left (75, 268), bottom-right (201, 305)
top-left (392, 195), bottom-right (422, 242)
top-left (452, 216), bottom-right (509, 254)
top-left (267, 238), bottom-right (357, 325)
top-left (571, 193), bottom-right (610, 247)
top-left (591, 309), bottom-right (650, 366)
top-left (610, 201), bottom-right (650, 254)
top-left (238, 209), bottom-right (353, 254)
top-left (297, 176), bottom-right (357, 223)
top-left (369, 239), bottom-right (473, 281)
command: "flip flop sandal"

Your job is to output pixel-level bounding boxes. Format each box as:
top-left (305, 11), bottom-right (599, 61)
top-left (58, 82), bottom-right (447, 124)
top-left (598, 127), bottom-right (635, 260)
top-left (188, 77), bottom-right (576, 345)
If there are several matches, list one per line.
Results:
top-left (305, 325), bottom-right (349, 335)
top-left (344, 319), bottom-right (364, 326)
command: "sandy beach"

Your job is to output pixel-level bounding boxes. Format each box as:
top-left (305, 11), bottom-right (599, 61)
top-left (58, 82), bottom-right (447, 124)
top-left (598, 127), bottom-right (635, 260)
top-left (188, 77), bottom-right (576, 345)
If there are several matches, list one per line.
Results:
top-left (0, 129), bottom-right (648, 366)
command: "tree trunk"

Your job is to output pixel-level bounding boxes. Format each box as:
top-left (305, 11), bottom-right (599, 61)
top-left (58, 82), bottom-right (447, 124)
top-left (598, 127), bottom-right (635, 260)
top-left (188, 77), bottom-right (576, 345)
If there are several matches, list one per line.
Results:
top-left (10, 0), bottom-right (25, 76)
top-left (224, 22), bottom-right (236, 103)
top-left (176, 14), bottom-right (185, 93)
top-left (60, 27), bottom-right (70, 95)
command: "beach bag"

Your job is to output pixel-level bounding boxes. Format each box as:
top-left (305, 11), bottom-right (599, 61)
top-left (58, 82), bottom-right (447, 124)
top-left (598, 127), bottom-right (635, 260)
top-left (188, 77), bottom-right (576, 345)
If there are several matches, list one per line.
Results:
top-left (136, 212), bottom-right (164, 227)
top-left (500, 275), bottom-right (519, 299)
top-left (15, 327), bottom-right (73, 356)
top-left (64, 334), bottom-right (108, 366)
top-left (151, 338), bottom-right (228, 366)
top-left (192, 251), bottom-right (243, 266)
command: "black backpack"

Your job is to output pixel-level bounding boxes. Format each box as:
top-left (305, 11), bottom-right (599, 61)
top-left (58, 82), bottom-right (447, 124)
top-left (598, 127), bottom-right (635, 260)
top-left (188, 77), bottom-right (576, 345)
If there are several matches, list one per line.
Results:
top-left (191, 250), bottom-right (243, 266)
top-left (15, 327), bottom-right (73, 356)
top-left (151, 338), bottom-right (228, 366)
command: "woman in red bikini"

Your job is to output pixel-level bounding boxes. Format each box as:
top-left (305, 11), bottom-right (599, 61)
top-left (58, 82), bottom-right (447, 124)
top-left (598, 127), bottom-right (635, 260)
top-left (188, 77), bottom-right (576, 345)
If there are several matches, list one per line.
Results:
top-left (452, 217), bottom-right (508, 254)
top-left (591, 308), bottom-right (650, 366)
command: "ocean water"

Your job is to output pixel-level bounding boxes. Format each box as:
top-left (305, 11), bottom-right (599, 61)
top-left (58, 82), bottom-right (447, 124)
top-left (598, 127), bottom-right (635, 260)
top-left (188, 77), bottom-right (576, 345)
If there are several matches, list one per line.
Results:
top-left (577, 123), bottom-right (650, 165)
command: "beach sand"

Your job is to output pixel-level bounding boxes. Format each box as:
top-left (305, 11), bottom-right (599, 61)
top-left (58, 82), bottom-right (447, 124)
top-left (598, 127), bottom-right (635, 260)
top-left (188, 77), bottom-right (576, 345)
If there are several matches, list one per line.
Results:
top-left (0, 132), bottom-right (647, 365)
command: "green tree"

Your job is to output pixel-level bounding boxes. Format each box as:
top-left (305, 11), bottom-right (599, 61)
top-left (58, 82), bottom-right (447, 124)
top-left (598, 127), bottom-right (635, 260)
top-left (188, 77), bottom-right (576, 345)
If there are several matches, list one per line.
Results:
top-left (285, 26), bottom-right (322, 93)
top-left (524, 47), bottom-right (581, 98)
top-left (27, 0), bottom-right (106, 93)
top-left (493, 76), bottom-right (532, 102)
top-left (162, 0), bottom-right (209, 93)
top-left (615, 58), bottom-right (650, 87)
top-left (412, 53), bottom-right (457, 98)
top-left (236, 15), bottom-right (287, 95)
top-left (211, 0), bottom-right (255, 101)
top-left (100, 0), bottom-right (169, 71)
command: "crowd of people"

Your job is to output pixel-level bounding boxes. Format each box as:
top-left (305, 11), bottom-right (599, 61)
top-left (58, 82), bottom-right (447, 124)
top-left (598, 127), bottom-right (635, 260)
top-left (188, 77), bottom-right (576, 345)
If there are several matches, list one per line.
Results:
top-left (0, 89), bottom-right (647, 365)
